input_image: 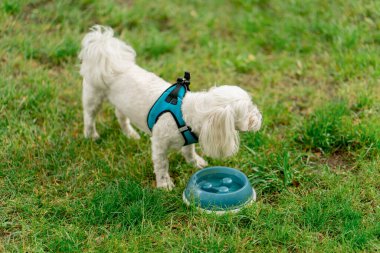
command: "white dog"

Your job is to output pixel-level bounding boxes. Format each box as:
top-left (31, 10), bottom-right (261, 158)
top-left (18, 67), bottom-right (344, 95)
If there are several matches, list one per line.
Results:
top-left (79, 25), bottom-right (262, 190)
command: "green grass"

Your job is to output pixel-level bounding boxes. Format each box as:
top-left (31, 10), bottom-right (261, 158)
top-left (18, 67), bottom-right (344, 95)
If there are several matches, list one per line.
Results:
top-left (1, 0), bottom-right (380, 252)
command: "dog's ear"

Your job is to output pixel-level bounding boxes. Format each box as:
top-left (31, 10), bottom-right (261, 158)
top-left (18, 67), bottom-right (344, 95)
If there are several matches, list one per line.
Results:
top-left (199, 106), bottom-right (239, 158)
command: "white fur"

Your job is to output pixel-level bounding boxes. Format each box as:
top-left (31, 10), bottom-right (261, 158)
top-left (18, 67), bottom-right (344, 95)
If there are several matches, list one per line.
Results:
top-left (79, 25), bottom-right (262, 190)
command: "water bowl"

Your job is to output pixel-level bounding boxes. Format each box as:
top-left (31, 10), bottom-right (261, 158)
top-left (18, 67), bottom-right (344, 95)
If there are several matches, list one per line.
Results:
top-left (183, 167), bottom-right (256, 214)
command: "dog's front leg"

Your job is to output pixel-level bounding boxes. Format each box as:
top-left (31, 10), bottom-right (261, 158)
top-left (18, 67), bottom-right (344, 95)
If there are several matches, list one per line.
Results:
top-left (151, 137), bottom-right (174, 190)
top-left (181, 145), bottom-right (208, 169)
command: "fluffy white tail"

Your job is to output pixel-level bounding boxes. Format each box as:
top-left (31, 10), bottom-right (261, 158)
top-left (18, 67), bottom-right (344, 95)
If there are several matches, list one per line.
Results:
top-left (79, 25), bottom-right (136, 86)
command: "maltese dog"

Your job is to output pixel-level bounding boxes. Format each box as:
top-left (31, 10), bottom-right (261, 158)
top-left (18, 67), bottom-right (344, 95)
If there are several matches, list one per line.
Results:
top-left (79, 25), bottom-right (262, 189)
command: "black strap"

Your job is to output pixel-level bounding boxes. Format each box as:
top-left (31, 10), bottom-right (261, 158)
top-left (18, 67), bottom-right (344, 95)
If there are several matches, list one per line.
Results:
top-left (165, 72), bottom-right (191, 105)
top-left (183, 71), bottom-right (191, 90)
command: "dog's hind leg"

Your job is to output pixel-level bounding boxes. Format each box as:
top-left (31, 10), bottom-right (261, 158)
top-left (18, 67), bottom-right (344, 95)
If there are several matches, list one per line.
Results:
top-left (181, 145), bottom-right (208, 169)
top-left (82, 80), bottom-right (104, 140)
top-left (115, 109), bottom-right (140, 140)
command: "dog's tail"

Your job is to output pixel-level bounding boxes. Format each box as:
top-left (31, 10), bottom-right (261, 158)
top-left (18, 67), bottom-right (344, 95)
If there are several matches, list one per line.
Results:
top-left (79, 25), bottom-right (136, 86)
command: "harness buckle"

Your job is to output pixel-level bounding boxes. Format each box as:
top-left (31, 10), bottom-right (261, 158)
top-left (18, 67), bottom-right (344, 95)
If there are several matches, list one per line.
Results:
top-left (178, 125), bottom-right (189, 132)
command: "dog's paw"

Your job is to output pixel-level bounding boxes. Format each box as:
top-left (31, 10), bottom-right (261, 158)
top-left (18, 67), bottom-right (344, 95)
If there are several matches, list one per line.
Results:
top-left (84, 130), bottom-right (100, 140)
top-left (156, 176), bottom-right (175, 190)
top-left (127, 129), bottom-right (141, 140)
top-left (194, 156), bottom-right (208, 169)
top-left (122, 126), bottom-right (141, 140)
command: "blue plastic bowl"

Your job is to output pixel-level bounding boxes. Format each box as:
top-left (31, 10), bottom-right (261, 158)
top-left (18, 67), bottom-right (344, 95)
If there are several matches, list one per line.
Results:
top-left (183, 167), bottom-right (256, 213)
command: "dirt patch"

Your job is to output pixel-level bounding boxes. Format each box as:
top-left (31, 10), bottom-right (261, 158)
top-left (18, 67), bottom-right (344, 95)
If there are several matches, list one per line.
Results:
top-left (303, 150), bottom-right (356, 172)
top-left (324, 151), bottom-right (356, 171)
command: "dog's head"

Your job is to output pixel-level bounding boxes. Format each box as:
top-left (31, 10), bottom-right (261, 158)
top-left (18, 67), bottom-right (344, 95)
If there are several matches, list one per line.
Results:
top-left (198, 86), bottom-right (262, 158)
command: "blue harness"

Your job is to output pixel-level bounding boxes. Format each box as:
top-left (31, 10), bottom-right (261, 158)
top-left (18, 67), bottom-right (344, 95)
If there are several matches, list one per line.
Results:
top-left (147, 72), bottom-right (198, 146)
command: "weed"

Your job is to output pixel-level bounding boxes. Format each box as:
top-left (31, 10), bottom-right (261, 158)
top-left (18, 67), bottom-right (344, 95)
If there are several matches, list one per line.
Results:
top-left (2, 0), bottom-right (21, 15)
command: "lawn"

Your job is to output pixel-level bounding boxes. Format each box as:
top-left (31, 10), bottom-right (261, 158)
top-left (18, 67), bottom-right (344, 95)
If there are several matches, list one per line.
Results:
top-left (1, 0), bottom-right (380, 252)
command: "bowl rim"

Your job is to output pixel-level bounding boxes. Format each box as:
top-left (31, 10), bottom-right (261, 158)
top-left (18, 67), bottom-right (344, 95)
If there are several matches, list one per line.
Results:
top-left (183, 187), bottom-right (257, 214)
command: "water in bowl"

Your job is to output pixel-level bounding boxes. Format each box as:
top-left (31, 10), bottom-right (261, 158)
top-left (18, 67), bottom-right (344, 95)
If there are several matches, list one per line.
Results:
top-left (197, 173), bottom-right (243, 193)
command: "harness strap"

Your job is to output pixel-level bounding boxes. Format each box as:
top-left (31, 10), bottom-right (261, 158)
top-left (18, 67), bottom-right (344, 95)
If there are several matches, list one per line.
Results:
top-left (147, 72), bottom-right (198, 146)
top-left (165, 72), bottom-right (191, 104)
top-left (165, 83), bottom-right (182, 105)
